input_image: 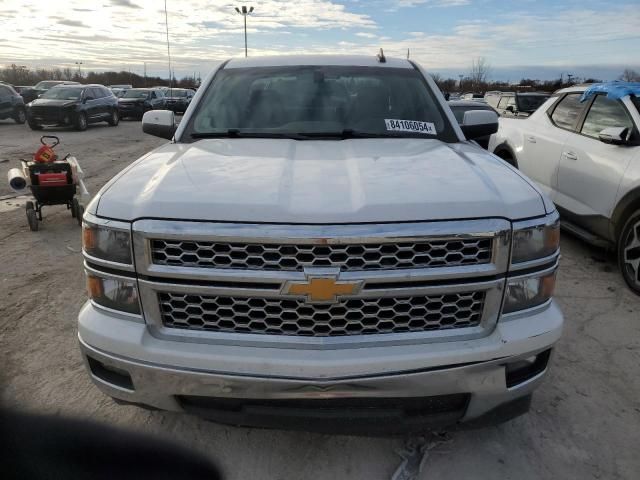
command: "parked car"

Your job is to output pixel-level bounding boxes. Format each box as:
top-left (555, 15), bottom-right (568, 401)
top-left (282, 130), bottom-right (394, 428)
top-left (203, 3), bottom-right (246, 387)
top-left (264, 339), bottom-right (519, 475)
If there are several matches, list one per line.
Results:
top-left (486, 92), bottom-right (550, 118)
top-left (20, 80), bottom-right (81, 104)
top-left (163, 88), bottom-right (196, 114)
top-left (448, 100), bottom-right (499, 148)
top-left (490, 82), bottom-right (640, 294)
top-left (117, 88), bottom-right (166, 119)
top-left (26, 84), bottom-right (119, 131)
top-left (460, 92), bottom-right (486, 102)
top-left (0, 82), bottom-right (27, 124)
top-left (78, 55), bottom-right (563, 434)
top-left (12, 85), bottom-right (32, 94)
top-left (109, 84), bottom-right (132, 97)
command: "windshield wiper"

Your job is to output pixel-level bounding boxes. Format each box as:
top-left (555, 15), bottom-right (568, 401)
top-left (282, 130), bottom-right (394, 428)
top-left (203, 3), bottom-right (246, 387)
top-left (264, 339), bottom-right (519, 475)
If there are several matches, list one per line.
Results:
top-left (191, 129), bottom-right (304, 140)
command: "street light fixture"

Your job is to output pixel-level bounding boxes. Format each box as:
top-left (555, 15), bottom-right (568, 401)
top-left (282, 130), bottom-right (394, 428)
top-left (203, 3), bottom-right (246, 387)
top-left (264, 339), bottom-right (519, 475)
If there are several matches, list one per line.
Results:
top-left (235, 5), bottom-right (254, 57)
top-left (75, 61), bottom-right (83, 78)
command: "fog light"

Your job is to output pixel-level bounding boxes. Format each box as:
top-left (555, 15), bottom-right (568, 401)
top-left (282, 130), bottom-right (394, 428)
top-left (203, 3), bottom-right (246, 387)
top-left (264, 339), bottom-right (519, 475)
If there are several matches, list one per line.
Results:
top-left (505, 350), bottom-right (551, 388)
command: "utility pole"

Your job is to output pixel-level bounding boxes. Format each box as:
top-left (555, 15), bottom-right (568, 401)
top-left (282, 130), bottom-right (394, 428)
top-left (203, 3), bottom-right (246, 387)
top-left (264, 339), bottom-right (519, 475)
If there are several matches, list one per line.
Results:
top-left (458, 74), bottom-right (464, 89)
top-left (144, 62), bottom-right (147, 87)
top-left (75, 61), bottom-right (83, 78)
top-left (235, 5), bottom-right (254, 57)
top-left (567, 73), bottom-right (574, 85)
top-left (164, 0), bottom-right (173, 95)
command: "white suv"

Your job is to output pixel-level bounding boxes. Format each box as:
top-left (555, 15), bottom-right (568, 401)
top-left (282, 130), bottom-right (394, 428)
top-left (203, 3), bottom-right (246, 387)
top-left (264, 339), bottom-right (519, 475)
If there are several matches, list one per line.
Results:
top-left (78, 55), bottom-right (563, 433)
top-left (490, 84), bottom-right (640, 294)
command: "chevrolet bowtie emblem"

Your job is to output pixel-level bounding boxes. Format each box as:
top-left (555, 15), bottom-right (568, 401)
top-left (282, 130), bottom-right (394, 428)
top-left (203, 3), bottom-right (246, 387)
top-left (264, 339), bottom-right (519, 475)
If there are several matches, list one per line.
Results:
top-left (282, 269), bottom-right (363, 304)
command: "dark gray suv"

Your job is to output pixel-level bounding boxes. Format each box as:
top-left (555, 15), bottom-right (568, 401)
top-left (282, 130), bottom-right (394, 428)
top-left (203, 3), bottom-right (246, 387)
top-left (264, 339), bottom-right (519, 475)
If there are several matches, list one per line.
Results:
top-left (0, 83), bottom-right (26, 124)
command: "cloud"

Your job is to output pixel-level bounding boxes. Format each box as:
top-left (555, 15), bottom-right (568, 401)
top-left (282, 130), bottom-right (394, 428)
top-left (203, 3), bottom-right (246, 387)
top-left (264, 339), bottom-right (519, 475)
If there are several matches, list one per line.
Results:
top-left (110, 0), bottom-right (141, 8)
top-left (395, 0), bottom-right (470, 7)
top-left (356, 32), bottom-right (377, 38)
top-left (57, 19), bottom-right (87, 27)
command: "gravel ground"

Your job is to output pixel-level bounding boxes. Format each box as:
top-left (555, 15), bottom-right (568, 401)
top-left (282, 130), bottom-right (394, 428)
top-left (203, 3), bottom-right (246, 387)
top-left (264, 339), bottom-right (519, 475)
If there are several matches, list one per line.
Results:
top-left (1, 118), bottom-right (639, 479)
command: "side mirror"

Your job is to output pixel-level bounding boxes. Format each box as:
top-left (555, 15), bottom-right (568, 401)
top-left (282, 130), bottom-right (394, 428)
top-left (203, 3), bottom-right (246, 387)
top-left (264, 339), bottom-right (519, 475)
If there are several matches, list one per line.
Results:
top-left (598, 127), bottom-right (629, 145)
top-left (83, 97), bottom-right (92, 104)
top-left (505, 105), bottom-right (515, 113)
top-left (142, 110), bottom-right (176, 140)
top-left (460, 110), bottom-right (499, 140)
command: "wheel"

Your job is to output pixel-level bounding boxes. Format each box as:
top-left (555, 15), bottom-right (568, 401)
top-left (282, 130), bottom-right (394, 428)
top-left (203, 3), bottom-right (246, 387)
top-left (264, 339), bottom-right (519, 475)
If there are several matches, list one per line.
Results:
top-left (618, 209), bottom-right (640, 295)
top-left (75, 112), bottom-right (88, 131)
top-left (76, 205), bottom-right (84, 226)
top-left (71, 198), bottom-right (79, 218)
top-left (108, 109), bottom-right (119, 126)
top-left (14, 107), bottom-right (26, 124)
top-left (28, 119), bottom-right (43, 130)
top-left (27, 208), bottom-right (39, 231)
top-left (25, 201), bottom-right (34, 212)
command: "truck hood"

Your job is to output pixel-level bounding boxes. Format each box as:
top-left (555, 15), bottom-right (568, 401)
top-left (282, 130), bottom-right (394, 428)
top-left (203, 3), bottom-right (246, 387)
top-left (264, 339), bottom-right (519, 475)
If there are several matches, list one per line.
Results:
top-left (96, 138), bottom-right (548, 223)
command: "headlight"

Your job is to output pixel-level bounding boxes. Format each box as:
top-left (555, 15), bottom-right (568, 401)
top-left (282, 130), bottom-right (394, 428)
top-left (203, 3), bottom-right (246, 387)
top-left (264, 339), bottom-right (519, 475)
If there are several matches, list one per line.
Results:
top-left (82, 214), bottom-right (132, 265)
top-left (87, 271), bottom-right (140, 315)
top-left (503, 269), bottom-right (557, 314)
top-left (511, 212), bottom-right (560, 264)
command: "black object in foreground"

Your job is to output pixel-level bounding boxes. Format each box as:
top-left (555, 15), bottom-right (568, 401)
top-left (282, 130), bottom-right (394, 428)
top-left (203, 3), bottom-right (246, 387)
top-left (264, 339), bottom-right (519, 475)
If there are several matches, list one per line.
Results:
top-left (1, 409), bottom-right (221, 480)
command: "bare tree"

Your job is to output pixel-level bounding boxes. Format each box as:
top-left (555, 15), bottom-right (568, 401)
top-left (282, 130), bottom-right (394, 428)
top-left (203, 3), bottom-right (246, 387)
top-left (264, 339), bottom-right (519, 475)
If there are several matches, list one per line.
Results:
top-left (619, 68), bottom-right (639, 82)
top-left (468, 57), bottom-right (491, 92)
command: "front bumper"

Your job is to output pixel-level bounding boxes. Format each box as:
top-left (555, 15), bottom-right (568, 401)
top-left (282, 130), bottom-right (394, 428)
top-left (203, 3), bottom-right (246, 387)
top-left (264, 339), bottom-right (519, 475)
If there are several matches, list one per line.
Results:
top-left (118, 104), bottom-right (144, 117)
top-left (78, 300), bottom-right (562, 432)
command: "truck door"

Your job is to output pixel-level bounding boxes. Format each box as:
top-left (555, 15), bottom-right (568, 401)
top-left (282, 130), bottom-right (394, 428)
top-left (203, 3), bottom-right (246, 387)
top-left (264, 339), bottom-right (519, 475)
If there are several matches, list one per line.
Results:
top-left (556, 94), bottom-right (637, 225)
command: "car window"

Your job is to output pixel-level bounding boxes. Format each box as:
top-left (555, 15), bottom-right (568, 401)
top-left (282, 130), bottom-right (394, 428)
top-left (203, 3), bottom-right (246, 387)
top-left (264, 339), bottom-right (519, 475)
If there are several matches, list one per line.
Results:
top-left (122, 89), bottom-right (149, 98)
top-left (550, 93), bottom-right (583, 130)
top-left (497, 96), bottom-right (511, 109)
top-left (40, 87), bottom-right (83, 100)
top-left (517, 95), bottom-right (548, 112)
top-left (91, 87), bottom-right (103, 99)
top-left (187, 65), bottom-right (457, 142)
top-left (580, 95), bottom-right (634, 139)
top-left (0, 85), bottom-right (9, 96)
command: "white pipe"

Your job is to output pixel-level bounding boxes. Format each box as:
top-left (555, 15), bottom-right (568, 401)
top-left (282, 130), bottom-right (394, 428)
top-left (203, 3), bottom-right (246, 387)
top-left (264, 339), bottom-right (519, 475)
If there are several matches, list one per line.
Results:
top-left (8, 168), bottom-right (27, 192)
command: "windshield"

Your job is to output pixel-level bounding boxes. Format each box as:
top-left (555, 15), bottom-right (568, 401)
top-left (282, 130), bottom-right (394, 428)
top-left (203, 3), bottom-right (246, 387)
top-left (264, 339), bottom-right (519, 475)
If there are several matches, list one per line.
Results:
top-left (517, 95), bottom-right (549, 111)
top-left (186, 65), bottom-right (455, 141)
top-left (35, 81), bottom-right (63, 90)
top-left (122, 89), bottom-right (149, 99)
top-left (40, 87), bottom-right (83, 100)
top-left (168, 90), bottom-right (188, 97)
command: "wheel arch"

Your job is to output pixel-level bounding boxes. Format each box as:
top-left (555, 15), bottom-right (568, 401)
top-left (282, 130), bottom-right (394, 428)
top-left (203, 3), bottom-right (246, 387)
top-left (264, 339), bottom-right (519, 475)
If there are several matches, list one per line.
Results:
top-left (611, 187), bottom-right (640, 241)
top-left (492, 142), bottom-right (518, 168)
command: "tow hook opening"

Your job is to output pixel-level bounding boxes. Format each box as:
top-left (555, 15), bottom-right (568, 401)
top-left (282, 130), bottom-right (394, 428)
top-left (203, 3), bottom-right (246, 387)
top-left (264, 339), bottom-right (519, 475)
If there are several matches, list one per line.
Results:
top-left (505, 349), bottom-right (552, 388)
top-left (87, 356), bottom-right (135, 391)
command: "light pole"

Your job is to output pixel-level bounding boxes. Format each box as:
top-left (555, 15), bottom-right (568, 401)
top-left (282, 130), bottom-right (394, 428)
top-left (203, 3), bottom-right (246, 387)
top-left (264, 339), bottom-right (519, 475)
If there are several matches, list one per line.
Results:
top-left (235, 5), bottom-right (254, 57)
top-left (75, 61), bottom-right (83, 78)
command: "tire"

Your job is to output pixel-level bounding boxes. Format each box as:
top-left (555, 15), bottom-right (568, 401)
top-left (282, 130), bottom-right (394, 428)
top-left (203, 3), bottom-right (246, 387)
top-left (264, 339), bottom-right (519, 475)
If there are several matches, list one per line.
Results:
top-left (25, 201), bottom-right (34, 212)
top-left (28, 119), bottom-right (43, 130)
top-left (14, 107), bottom-right (26, 124)
top-left (71, 198), bottom-right (79, 218)
top-left (495, 150), bottom-right (518, 168)
top-left (27, 208), bottom-right (39, 231)
top-left (108, 109), bottom-right (119, 126)
top-left (618, 209), bottom-right (640, 295)
top-left (75, 112), bottom-right (88, 131)
top-left (76, 205), bottom-right (84, 226)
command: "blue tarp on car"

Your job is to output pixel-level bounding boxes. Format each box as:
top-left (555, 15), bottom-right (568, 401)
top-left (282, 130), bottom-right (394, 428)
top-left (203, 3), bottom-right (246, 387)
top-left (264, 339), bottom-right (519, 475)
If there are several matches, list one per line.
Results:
top-left (580, 82), bottom-right (640, 102)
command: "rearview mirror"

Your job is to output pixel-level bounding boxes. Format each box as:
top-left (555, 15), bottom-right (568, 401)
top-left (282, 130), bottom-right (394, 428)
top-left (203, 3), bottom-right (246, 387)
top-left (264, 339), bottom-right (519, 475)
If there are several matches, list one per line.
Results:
top-left (142, 110), bottom-right (176, 140)
top-left (460, 110), bottom-right (499, 140)
top-left (598, 127), bottom-right (629, 145)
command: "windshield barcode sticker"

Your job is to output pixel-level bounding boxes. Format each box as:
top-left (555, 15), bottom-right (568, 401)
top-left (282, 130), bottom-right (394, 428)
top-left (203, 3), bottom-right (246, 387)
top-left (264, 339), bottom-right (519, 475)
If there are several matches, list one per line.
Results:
top-left (385, 119), bottom-right (436, 135)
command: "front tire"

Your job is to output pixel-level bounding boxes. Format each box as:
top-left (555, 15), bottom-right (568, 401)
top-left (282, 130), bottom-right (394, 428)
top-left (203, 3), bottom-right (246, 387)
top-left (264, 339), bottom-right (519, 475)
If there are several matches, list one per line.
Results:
top-left (28, 119), bottom-right (43, 130)
top-left (27, 208), bottom-right (39, 231)
top-left (14, 107), bottom-right (26, 124)
top-left (75, 112), bottom-right (88, 131)
top-left (107, 109), bottom-right (119, 126)
top-left (619, 210), bottom-right (640, 295)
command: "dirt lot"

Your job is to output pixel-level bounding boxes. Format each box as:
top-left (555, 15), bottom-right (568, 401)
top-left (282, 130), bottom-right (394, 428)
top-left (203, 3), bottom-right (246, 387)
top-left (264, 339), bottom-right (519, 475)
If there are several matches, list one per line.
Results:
top-left (1, 118), bottom-right (639, 479)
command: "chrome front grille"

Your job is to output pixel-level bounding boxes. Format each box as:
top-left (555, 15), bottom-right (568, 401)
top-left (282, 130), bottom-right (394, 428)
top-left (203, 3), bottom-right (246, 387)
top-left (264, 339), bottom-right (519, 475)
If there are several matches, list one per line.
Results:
top-left (158, 291), bottom-right (485, 337)
top-left (150, 238), bottom-right (493, 272)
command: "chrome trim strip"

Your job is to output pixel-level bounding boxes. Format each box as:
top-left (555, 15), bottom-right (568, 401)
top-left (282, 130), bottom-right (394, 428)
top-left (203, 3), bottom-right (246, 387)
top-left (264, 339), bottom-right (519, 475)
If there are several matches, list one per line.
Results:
top-left (508, 250), bottom-right (560, 273)
top-left (506, 261), bottom-right (559, 281)
top-left (89, 300), bottom-right (144, 323)
top-left (83, 251), bottom-right (136, 273)
top-left (84, 212), bottom-right (131, 232)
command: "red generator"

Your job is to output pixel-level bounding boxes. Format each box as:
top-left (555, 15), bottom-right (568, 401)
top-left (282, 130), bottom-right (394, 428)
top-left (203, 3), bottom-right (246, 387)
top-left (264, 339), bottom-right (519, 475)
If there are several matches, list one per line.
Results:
top-left (21, 136), bottom-right (84, 231)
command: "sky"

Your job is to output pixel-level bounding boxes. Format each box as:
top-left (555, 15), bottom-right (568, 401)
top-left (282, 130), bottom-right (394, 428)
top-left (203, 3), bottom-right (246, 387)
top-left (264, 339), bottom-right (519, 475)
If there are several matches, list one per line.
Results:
top-left (1, 0), bottom-right (639, 81)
